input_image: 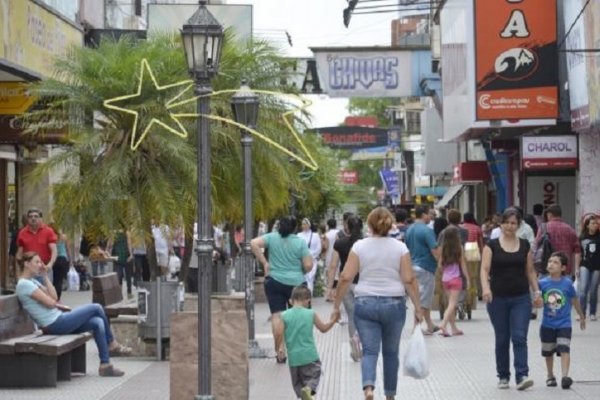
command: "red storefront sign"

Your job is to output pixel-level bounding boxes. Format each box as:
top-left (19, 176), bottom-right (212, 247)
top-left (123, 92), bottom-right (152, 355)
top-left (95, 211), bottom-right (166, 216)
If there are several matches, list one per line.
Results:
top-left (339, 170), bottom-right (359, 184)
top-left (344, 116), bottom-right (378, 127)
top-left (452, 161), bottom-right (491, 183)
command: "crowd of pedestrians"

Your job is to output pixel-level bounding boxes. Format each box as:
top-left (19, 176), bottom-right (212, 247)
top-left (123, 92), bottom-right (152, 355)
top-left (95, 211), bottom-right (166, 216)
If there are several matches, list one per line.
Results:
top-left (245, 202), bottom-right (597, 399)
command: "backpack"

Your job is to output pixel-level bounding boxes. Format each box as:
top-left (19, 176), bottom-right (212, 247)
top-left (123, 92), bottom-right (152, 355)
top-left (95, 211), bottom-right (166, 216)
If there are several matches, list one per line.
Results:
top-left (533, 223), bottom-right (553, 274)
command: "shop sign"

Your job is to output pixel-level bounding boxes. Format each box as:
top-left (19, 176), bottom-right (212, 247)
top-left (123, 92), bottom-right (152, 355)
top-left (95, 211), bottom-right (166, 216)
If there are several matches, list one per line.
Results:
top-left (379, 168), bottom-right (400, 197)
top-left (0, 82), bottom-right (36, 114)
top-left (0, 114), bottom-right (68, 144)
top-left (474, 0), bottom-right (558, 120)
top-left (0, 0), bottom-right (83, 77)
top-left (521, 135), bottom-right (578, 170)
top-left (317, 126), bottom-right (389, 150)
top-left (312, 48), bottom-right (423, 98)
top-left (338, 170), bottom-right (359, 185)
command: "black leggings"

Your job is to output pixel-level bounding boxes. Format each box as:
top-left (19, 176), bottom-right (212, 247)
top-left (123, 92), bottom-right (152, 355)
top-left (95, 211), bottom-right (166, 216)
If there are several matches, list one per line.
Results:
top-left (53, 256), bottom-right (69, 300)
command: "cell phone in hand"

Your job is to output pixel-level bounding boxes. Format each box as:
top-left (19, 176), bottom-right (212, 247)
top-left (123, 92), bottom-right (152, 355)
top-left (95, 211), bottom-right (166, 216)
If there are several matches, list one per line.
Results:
top-left (56, 303), bottom-right (72, 312)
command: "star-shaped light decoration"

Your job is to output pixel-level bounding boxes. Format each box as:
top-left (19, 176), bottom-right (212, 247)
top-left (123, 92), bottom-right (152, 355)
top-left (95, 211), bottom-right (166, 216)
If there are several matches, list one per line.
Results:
top-left (103, 59), bottom-right (194, 151)
top-left (169, 88), bottom-right (319, 171)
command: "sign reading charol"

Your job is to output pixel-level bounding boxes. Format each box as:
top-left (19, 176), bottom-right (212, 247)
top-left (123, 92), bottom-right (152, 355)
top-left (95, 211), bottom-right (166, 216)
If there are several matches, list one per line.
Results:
top-left (474, 0), bottom-right (558, 120)
top-left (521, 135), bottom-right (578, 170)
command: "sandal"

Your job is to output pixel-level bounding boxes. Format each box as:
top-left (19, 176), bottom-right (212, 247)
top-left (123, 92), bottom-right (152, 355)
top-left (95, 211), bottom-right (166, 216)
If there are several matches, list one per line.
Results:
top-left (452, 330), bottom-right (464, 336)
top-left (99, 364), bottom-right (125, 377)
top-left (546, 377), bottom-right (557, 387)
top-left (109, 343), bottom-right (133, 357)
top-left (438, 328), bottom-right (451, 337)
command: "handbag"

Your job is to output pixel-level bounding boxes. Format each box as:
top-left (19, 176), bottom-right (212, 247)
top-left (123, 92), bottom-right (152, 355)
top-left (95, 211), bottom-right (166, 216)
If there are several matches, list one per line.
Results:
top-left (464, 242), bottom-right (481, 262)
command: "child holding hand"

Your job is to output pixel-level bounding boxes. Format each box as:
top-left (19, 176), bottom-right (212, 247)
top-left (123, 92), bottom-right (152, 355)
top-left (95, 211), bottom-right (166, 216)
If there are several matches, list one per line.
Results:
top-left (539, 251), bottom-right (586, 389)
top-left (274, 285), bottom-right (337, 400)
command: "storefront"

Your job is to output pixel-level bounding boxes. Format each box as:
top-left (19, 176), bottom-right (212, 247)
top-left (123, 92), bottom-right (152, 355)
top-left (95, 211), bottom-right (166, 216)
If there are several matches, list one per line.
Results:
top-left (0, 0), bottom-right (83, 290)
top-left (522, 135), bottom-right (578, 226)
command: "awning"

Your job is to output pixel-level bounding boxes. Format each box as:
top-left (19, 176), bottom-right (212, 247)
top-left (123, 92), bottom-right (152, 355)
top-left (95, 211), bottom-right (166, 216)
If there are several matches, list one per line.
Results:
top-left (435, 184), bottom-right (466, 209)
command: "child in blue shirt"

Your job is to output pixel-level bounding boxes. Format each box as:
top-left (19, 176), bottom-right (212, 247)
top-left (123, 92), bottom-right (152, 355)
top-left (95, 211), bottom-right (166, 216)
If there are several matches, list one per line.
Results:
top-left (539, 252), bottom-right (586, 389)
top-left (274, 285), bottom-right (337, 400)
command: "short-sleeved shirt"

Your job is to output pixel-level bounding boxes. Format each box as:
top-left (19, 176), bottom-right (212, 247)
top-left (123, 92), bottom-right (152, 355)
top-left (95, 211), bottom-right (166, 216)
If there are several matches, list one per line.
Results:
top-left (488, 238), bottom-right (530, 297)
top-left (263, 232), bottom-right (310, 286)
top-left (405, 221), bottom-right (438, 273)
top-left (111, 231), bottom-right (130, 264)
top-left (16, 278), bottom-right (62, 327)
top-left (333, 235), bottom-right (361, 284)
top-left (580, 233), bottom-right (600, 271)
top-left (536, 218), bottom-right (580, 274)
top-left (281, 306), bottom-right (319, 367)
top-left (540, 276), bottom-right (576, 329)
top-left (352, 237), bottom-right (409, 297)
top-left (17, 224), bottom-right (57, 264)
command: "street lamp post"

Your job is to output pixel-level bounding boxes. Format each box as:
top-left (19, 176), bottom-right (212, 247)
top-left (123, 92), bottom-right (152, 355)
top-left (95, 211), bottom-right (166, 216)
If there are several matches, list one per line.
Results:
top-left (181, 2), bottom-right (223, 399)
top-left (230, 82), bottom-right (267, 358)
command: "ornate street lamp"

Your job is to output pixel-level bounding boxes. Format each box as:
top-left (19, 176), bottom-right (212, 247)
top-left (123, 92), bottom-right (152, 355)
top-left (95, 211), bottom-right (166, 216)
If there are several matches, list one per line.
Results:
top-left (181, 1), bottom-right (223, 399)
top-left (230, 82), bottom-right (267, 358)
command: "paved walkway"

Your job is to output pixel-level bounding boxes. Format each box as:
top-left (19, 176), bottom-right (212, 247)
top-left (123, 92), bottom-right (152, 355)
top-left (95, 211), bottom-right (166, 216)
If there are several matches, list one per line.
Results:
top-left (249, 297), bottom-right (600, 400)
top-left (3, 286), bottom-right (600, 399)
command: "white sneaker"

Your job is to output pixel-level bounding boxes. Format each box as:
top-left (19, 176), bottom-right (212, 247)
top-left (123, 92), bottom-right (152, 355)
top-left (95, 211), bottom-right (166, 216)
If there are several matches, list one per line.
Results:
top-left (517, 376), bottom-right (534, 391)
top-left (498, 379), bottom-right (509, 389)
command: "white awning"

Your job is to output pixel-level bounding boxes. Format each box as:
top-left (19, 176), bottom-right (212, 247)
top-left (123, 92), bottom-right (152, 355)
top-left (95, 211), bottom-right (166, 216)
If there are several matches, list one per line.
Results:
top-left (435, 184), bottom-right (466, 209)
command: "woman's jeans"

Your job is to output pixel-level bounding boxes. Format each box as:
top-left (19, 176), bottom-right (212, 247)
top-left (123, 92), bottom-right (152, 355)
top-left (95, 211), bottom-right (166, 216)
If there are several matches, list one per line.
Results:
top-left (578, 266), bottom-right (600, 316)
top-left (354, 296), bottom-right (406, 396)
top-left (486, 293), bottom-right (531, 383)
top-left (46, 304), bottom-right (114, 364)
top-left (115, 261), bottom-right (133, 295)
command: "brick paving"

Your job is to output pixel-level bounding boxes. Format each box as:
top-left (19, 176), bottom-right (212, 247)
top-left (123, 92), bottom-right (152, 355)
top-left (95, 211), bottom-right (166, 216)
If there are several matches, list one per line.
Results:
top-left (2, 284), bottom-right (599, 399)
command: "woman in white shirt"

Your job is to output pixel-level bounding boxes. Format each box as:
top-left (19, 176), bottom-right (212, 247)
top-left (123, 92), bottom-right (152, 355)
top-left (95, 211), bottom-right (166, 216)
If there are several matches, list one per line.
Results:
top-left (297, 218), bottom-right (322, 293)
top-left (332, 207), bottom-right (422, 400)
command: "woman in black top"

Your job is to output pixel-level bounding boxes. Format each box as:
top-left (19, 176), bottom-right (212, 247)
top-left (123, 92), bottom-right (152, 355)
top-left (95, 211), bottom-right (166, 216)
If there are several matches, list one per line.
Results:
top-left (327, 215), bottom-right (363, 362)
top-left (480, 207), bottom-right (542, 391)
top-left (577, 214), bottom-right (600, 320)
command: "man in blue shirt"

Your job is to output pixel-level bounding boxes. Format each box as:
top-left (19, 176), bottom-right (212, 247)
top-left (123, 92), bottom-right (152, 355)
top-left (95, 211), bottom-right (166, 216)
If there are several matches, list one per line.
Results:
top-left (405, 205), bottom-right (440, 334)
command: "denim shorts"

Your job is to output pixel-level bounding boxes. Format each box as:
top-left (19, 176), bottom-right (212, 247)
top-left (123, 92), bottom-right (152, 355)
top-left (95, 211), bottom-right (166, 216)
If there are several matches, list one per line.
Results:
top-left (264, 276), bottom-right (296, 314)
top-left (540, 326), bottom-right (571, 356)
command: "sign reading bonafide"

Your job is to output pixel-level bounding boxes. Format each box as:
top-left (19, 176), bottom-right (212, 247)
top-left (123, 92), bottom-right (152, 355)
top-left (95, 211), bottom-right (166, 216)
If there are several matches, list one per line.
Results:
top-left (317, 126), bottom-right (389, 150)
top-left (311, 48), bottom-right (417, 98)
top-left (521, 135), bottom-right (578, 170)
top-left (474, 0), bottom-right (558, 120)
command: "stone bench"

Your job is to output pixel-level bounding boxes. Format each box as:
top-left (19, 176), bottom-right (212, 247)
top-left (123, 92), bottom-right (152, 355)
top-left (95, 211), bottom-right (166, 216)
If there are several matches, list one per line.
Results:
top-left (0, 295), bottom-right (91, 387)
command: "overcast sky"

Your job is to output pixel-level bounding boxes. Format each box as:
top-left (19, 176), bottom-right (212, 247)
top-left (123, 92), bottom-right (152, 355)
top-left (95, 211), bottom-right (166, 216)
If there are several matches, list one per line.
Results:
top-left (234, 0), bottom-right (403, 127)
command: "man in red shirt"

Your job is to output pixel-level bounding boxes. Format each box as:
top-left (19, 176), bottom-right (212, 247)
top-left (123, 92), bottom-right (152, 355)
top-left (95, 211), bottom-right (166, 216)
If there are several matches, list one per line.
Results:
top-left (535, 204), bottom-right (580, 276)
top-left (16, 208), bottom-right (58, 277)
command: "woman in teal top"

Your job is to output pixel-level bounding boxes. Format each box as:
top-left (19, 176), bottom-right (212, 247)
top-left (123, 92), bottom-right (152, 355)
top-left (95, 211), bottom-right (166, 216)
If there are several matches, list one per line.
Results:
top-left (16, 251), bottom-right (130, 377)
top-left (251, 216), bottom-right (313, 362)
top-left (50, 224), bottom-right (70, 300)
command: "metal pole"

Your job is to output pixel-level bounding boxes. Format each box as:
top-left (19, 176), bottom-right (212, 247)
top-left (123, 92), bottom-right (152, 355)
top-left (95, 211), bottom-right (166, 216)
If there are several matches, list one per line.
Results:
top-left (155, 275), bottom-right (162, 361)
top-left (195, 81), bottom-right (214, 400)
top-left (241, 128), bottom-right (267, 359)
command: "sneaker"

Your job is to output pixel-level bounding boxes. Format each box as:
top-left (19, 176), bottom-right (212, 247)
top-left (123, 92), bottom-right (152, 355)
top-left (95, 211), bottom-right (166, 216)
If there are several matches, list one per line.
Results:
top-left (561, 376), bottom-right (573, 389)
top-left (498, 379), bottom-right (509, 389)
top-left (516, 376), bottom-right (534, 391)
top-left (300, 386), bottom-right (313, 400)
top-left (350, 334), bottom-right (362, 362)
top-left (591, 315), bottom-right (597, 321)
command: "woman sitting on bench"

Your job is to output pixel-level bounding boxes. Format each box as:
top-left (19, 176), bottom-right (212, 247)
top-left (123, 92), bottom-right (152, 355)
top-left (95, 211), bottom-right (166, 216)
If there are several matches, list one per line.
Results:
top-left (16, 251), bottom-right (131, 377)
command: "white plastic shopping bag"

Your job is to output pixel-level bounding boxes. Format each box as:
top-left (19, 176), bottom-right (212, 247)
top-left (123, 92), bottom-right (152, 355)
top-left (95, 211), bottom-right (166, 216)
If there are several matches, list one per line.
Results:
top-left (403, 327), bottom-right (430, 379)
top-left (67, 266), bottom-right (80, 291)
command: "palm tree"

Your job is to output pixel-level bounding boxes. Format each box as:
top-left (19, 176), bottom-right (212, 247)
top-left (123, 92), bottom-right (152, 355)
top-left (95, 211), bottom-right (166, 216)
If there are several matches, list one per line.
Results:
top-left (24, 33), bottom-right (344, 279)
